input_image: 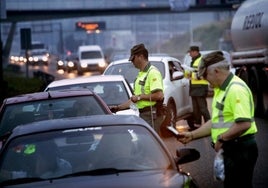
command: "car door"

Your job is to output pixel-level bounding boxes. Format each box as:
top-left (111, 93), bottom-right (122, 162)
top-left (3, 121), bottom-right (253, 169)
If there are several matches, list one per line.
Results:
top-left (173, 61), bottom-right (192, 112)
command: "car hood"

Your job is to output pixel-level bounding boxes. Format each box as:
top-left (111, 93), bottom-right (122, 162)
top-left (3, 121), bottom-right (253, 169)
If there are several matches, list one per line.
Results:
top-left (3, 170), bottom-right (193, 188)
top-left (115, 108), bottom-right (139, 116)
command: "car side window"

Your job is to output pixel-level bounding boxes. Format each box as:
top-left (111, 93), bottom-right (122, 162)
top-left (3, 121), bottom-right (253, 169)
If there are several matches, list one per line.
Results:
top-left (173, 61), bottom-right (184, 72)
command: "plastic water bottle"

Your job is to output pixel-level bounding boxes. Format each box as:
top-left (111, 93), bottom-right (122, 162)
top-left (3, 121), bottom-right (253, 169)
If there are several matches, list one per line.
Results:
top-left (214, 149), bottom-right (225, 181)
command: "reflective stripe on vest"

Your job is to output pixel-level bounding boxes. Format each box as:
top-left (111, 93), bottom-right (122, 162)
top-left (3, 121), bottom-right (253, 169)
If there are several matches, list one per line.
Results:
top-left (140, 66), bottom-right (154, 94)
top-left (191, 56), bottom-right (208, 85)
top-left (134, 66), bottom-right (158, 109)
top-left (211, 81), bottom-right (257, 143)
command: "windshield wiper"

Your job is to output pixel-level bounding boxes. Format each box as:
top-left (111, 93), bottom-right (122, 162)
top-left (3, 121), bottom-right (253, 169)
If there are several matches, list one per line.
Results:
top-left (0, 177), bottom-right (44, 186)
top-left (57, 168), bottom-right (141, 178)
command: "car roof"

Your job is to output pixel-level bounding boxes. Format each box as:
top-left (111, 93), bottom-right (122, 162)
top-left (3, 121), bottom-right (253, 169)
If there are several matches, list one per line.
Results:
top-left (10, 115), bottom-right (150, 138)
top-left (46, 75), bottom-right (126, 89)
top-left (183, 50), bottom-right (231, 66)
top-left (3, 89), bottom-right (96, 105)
top-left (109, 56), bottom-right (180, 65)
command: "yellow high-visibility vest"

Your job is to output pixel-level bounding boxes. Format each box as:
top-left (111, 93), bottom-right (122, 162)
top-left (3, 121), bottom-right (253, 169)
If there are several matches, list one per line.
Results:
top-left (191, 56), bottom-right (208, 85)
top-left (211, 75), bottom-right (257, 143)
top-left (134, 65), bottom-right (164, 109)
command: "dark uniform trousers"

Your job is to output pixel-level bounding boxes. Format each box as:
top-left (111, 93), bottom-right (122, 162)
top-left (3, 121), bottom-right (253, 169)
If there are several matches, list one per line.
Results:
top-left (190, 84), bottom-right (211, 125)
top-left (222, 134), bottom-right (258, 188)
top-left (139, 108), bottom-right (165, 135)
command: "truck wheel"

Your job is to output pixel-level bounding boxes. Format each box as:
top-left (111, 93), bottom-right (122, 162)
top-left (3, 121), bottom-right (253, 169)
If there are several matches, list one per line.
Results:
top-left (261, 68), bottom-right (268, 118)
top-left (250, 67), bottom-right (264, 117)
top-left (237, 66), bottom-right (249, 85)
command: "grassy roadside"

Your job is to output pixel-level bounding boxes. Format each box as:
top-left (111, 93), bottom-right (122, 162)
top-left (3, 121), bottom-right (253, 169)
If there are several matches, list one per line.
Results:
top-left (1, 65), bottom-right (45, 103)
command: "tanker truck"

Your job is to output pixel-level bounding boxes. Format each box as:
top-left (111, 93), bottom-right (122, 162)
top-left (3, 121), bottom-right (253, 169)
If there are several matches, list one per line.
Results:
top-left (231, 0), bottom-right (268, 118)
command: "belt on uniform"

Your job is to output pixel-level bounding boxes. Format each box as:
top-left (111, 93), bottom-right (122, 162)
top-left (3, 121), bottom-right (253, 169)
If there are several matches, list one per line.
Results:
top-left (230, 134), bottom-right (255, 143)
top-left (211, 134), bottom-right (256, 148)
top-left (139, 106), bottom-right (154, 113)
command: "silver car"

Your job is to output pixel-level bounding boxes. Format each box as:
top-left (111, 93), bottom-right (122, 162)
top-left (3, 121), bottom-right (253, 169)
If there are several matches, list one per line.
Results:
top-left (45, 75), bottom-right (138, 116)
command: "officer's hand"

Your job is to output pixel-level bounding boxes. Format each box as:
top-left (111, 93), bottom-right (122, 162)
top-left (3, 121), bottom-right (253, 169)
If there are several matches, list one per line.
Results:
top-left (177, 132), bottom-right (193, 144)
top-left (130, 95), bottom-right (139, 103)
top-left (214, 140), bottom-right (223, 152)
top-left (109, 105), bottom-right (119, 113)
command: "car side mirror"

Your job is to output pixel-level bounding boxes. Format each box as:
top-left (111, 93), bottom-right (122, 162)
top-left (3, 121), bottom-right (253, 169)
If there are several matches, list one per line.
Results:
top-left (172, 71), bottom-right (184, 80)
top-left (175, 148), bottom-right (200, 165)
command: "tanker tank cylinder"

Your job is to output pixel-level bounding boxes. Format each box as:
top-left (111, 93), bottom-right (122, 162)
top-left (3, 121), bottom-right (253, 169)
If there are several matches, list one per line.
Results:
top-left (231, 0), bottom-right (268, 118)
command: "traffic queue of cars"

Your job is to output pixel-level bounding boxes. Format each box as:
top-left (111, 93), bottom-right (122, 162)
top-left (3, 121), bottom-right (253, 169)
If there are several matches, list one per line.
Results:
top-left (57, 45), bottom-right (108, 74)
top-left (0, 54), bottom-right (201, 187)
top-left (9, 48), bottom-right (50, 66)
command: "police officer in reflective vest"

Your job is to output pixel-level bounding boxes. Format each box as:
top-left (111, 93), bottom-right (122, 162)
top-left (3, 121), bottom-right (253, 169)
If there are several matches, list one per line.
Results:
top-left (111, 43), bottom-right (165, 134)
top-left (178, 51), bottom-right (258, 188)
top-left (187, 46), bottom-right (211, 129)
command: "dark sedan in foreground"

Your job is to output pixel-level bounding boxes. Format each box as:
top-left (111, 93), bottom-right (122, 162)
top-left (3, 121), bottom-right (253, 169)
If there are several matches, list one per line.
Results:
top-left (0, 115), bottom-right (199, 188)
top-left (0, 90), bottom-right (112, 145)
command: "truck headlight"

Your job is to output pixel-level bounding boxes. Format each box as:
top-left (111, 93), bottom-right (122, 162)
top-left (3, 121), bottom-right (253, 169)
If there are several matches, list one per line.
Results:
top-left (98, 61), bottom-right (107, 68)
top-left (81, 62), bottom-right (87, 68)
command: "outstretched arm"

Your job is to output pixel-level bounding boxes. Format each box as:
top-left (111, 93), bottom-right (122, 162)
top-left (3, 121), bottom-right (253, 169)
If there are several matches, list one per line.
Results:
top-left (177, 120), bottom-right (212, 144)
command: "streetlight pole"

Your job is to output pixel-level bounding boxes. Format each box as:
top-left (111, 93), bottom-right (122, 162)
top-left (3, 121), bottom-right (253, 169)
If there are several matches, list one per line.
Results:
top-left (189, 13), bottom-right (193, 45)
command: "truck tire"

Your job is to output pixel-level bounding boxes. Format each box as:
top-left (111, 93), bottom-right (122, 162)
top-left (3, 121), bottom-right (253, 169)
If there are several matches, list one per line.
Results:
top-left (250, 66), bottom-right (264, 117)
top-left (237, 66), bottom-right (249, 86)
top-left (261, 68), bottom-right (268, 118)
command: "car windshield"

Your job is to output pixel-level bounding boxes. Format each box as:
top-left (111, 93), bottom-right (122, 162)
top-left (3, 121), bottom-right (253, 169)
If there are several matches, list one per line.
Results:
top-left (81, 51), bottom-right (102, 59)
top-left (30, 50), bottom-right (48, 55)
top-left (104, 61), bottom-right (165, 84)
top-left (0, 96), bottom-right (107, 137)
top-left (47, 81), bottom-right (130, 106)
top-left (0, 125), bottom-right (171, 183)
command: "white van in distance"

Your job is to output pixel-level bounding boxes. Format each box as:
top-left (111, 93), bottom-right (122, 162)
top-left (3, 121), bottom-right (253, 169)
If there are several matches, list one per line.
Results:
top-left (77, 45), bottom-right (107, 75)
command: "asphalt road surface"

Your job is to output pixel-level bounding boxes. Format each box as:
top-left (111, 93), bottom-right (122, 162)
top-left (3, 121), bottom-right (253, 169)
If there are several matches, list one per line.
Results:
top-left (163, 99), bottom-right (268, 188)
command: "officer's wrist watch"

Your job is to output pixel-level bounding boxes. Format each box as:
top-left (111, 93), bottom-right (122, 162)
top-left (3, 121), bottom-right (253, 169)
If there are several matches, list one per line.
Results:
top-left (137, 95), bottom-right (141, 101)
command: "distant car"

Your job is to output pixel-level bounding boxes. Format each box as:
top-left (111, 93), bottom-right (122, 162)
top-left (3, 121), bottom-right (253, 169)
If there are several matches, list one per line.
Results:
top-left (103, 56), bottom-right (193, 127)
top-left (28, 49), bottom-right (50, 66)
top-left (45, 75), bottom-right (138, 116)
top-left (9, 53), bottom-right (26, 65)
top-left (0, 115), bottom-right (200, 187)
top-left (0, 90), bottom-right (111, 144)
top-left (77, 45), bottom-right (108, 75)
top-left (57, 54), bottom-right (79, 73)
